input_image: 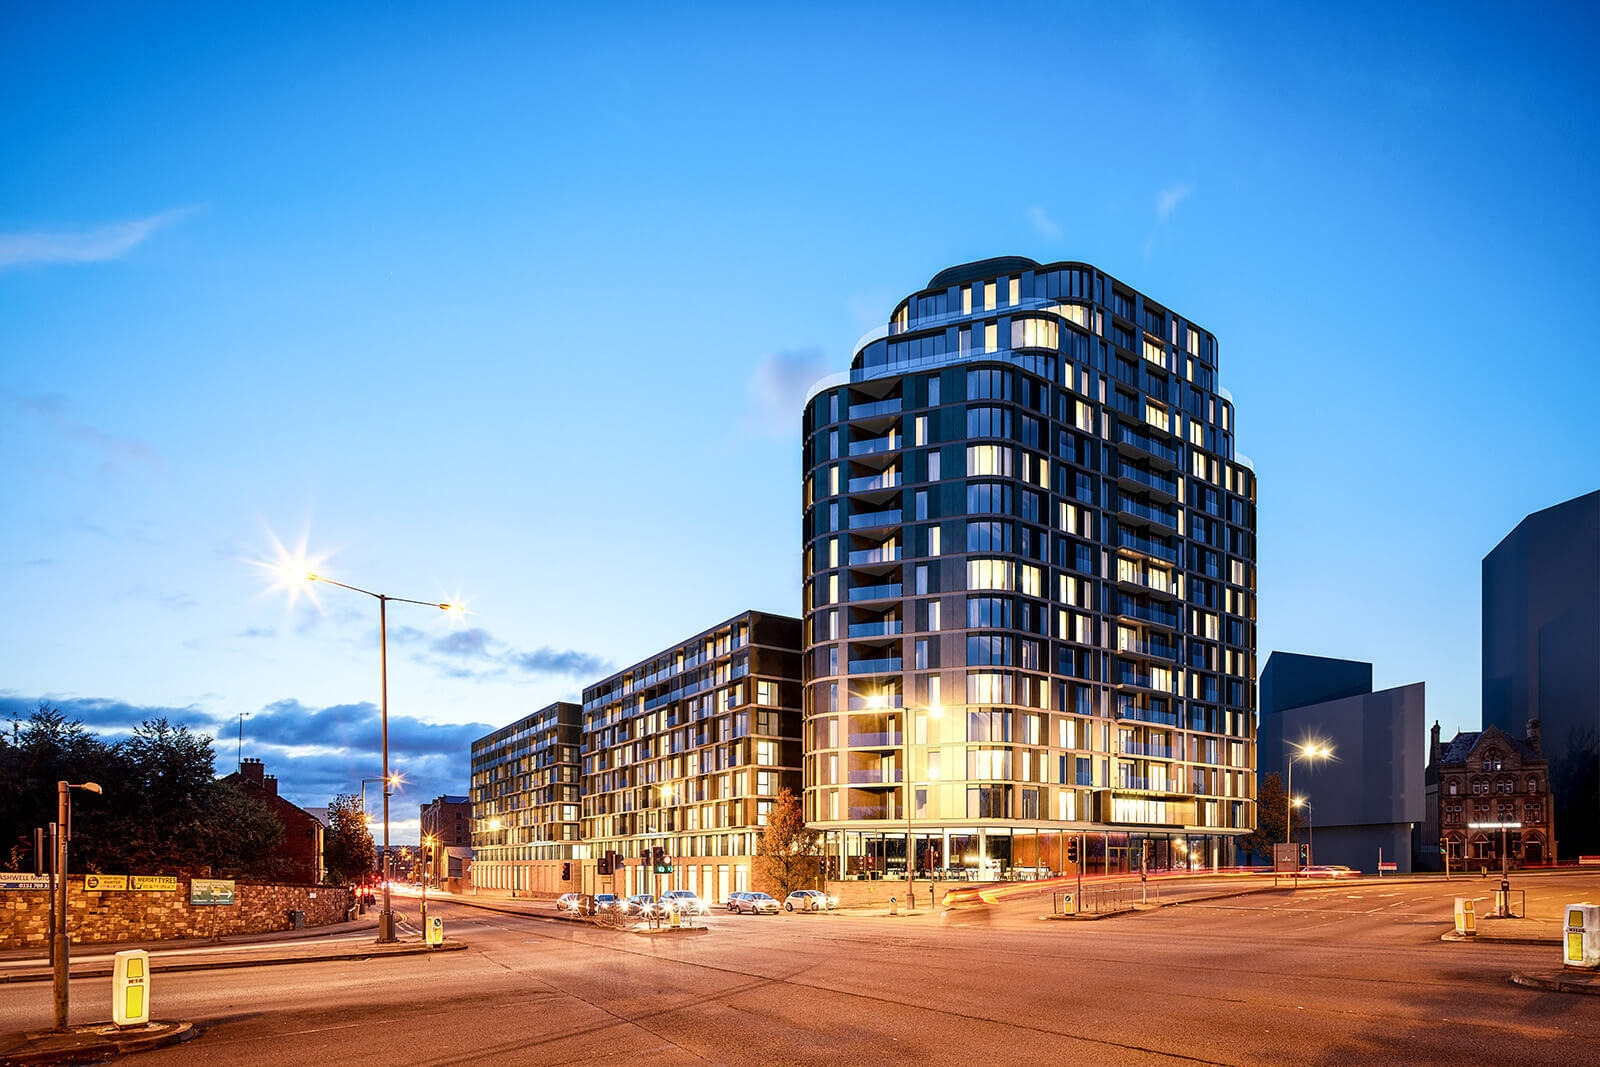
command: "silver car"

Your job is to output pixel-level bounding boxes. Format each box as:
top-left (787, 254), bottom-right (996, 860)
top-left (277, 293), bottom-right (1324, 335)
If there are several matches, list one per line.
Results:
top-left (626, 894), bottom-right (663, 917)
top-left (731, 891), bottom-right (781, 915)
top-left (661, 890), bottom-right (709, 915)
top-left (784, 889), bottom-right (838, 912)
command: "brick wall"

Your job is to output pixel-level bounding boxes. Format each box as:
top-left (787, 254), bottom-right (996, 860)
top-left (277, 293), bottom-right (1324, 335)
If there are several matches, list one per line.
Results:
top-left (0, 880), bottom-right (354, 949)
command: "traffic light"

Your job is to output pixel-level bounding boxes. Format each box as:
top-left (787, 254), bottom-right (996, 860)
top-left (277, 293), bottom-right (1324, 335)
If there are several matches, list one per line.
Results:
top-left (1065, 837), bottom-right (1079, 864)
top-left (561, 862), bottom-right (572, 881)
top-left (652, 846), bottom-right (672, 874)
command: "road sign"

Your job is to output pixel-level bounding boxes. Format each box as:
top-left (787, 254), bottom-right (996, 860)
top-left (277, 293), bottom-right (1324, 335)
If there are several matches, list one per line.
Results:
top-left (1273, 843), bottom-right (1299, 874)
top-left (132, 876), bottom-right (178, 891)
top-left (0, 872), bottom-right (49, 890)
top-left (189, 878), bottom-right (236, 905)
top-left (1378, 862), bottom-right (1398, 872)
top-left (85, 874), bottom-right (129, 891)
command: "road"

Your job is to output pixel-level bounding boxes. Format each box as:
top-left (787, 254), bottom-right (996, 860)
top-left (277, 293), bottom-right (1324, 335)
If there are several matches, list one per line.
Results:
top-left (3, 874), bottom-right (1597, 1065)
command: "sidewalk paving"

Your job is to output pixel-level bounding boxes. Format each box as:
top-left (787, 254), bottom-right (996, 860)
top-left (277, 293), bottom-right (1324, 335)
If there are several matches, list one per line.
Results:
top-left (0, 912), bottom-right (381, 966)
top-left (0, 1020), bottom-right (196, 1065)
top-left (1440, 915), bottom-right (1562, 945)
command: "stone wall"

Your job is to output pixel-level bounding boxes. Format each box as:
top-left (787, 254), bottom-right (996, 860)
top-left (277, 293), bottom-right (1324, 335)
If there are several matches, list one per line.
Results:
top-left (0, 880), bottom-right (354, 949)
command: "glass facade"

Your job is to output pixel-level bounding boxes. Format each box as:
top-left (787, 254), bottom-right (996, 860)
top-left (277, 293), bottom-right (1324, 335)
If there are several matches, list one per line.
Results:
top-left (801, 257), bottom-right (1258, 879)
top-left (580, 611), bottom-right (803, 901)
top-left (470, 701), bottom-right (584, 891)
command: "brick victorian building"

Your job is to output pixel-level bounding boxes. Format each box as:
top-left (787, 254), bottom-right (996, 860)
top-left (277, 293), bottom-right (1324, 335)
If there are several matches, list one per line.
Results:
top-left (1423, 721), bottom-right (1555, 868)
top-left (222, 758), bottom-right (327, 884)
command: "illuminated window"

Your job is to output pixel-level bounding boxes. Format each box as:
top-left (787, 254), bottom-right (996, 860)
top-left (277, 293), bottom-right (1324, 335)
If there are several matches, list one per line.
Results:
top-left (756, 741), bottom-right (777, 766)
top-left (1145, 402), bottom-right (1170, 433)
top-left (1012, 317), bottom-right (1059, 350)
top-left (984, 323), bottom-right (998, 352)
top-left (962, 286), bottom-right (972, 315)
top-left (1053, 303), bottom-right (1087, 328)
top-left (984, 281), bottom-right (996, 310)
top-left (928, 526), bottom-right (941, 555)
top-left (966, 444), bottom-right (1011, 476)
top-left (966, 558), bottom-right (1014, 591)
top-left (1142, 339), bottom-right (1165, 367)
top-left (756, 681), bottom-right (777, 706)
top-left (1008, 277), bottom-right (1020, 305)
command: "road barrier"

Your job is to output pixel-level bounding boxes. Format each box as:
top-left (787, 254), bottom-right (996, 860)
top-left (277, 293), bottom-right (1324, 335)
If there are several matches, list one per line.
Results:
top-left (1565, 903), bottom-right (1599, 969)
top-left (112, 950), bottom-right (149, 1027)
top-left (1454, 897), bottom-right (1477, 937)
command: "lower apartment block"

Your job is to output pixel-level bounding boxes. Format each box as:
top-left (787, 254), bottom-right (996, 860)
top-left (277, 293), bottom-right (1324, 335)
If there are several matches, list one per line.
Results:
top-left (578, 610), bottom-right (803, 903)
top-left (470, 700), bottom-right (585, 895)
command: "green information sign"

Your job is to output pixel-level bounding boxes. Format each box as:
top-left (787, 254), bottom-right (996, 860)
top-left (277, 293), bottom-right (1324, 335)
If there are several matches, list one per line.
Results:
top-left (189, 878), bottom-right (236, 905)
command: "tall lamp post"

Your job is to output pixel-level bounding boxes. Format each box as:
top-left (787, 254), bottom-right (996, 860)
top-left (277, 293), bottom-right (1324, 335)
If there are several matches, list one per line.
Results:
top-left (53, 780), bottom-right (102, 1031)
top-left (1285, 742), bottom-right (1331, 872)
top-left (294, 569), bottom-right (460, 944)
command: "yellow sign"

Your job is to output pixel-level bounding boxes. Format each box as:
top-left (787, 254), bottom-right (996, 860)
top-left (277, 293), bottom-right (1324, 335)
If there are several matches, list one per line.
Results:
top-left (84, 874), bottom-right (129, 891)
top-left (113, 950), bottom-right (150, 1026)
top-left (132, 876), bottom-right (178, 892)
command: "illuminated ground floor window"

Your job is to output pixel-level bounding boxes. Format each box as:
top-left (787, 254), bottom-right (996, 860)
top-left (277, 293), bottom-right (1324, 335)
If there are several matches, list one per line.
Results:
top-left (820, 827), bottom-right (1239, 880)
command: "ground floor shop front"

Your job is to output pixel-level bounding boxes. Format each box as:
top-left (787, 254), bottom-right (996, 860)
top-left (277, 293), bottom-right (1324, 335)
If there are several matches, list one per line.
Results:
top-left (820, 826), bottom-right (1244, 881)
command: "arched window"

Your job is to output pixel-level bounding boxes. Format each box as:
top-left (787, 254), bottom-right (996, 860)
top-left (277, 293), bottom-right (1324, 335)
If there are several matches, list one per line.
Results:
top-left (1527, 777), bottom-right (1538, 793)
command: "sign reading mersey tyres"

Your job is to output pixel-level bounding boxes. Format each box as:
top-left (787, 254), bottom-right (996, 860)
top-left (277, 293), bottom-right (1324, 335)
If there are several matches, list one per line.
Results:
top-left (190, 878), bottom-right (236, 905)
top-left (133, 876), bottom-right (178, 891)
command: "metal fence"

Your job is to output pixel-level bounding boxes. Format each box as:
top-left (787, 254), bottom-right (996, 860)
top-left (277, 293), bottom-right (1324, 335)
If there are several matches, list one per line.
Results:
top-left (1054, 879), bottom-right (1161, 916)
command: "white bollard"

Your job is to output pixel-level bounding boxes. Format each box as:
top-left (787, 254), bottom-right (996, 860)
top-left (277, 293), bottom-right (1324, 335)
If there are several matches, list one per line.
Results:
top-left (112, 950), bottom-right (150, 1027)
top-left (1454, 897), bottom-right (1476, 937)
top-left (1564, 903), bottom-right (1599, 969)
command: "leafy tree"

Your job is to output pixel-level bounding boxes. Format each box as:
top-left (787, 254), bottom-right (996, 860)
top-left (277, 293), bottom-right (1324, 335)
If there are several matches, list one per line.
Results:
top-left (324, 793), bottom-right (375, 885)
top-left (754, 788), bottom-right (822, 898)
top-left (1239, 772), bottom-right (1305, 862)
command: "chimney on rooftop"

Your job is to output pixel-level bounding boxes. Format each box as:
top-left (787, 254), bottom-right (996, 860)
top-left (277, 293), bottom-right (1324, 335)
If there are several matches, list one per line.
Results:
top-left (264, 774), bottom-right (279, 796)
top-left (240, 757), bottom-right (265, 786)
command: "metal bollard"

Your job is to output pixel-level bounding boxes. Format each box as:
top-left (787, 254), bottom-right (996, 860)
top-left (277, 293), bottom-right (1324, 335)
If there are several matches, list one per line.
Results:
top-left (112, 950), bottom-right (150, 1027)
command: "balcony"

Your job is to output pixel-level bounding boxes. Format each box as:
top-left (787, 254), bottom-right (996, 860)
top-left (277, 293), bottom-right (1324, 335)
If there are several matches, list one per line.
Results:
top-left (1117, 638), bottom-right (1181, 662)
top-left (848, 731), bottom-right (904, 748)
top-left (1118, 775), bottom-right (1153, 791)
top-left (849, 397), bottom-right (902, 420)
top-left (1119, 742), bottom-right (1176, 760)
top-left (1115, 496), bottom-right (1179, 530)
top-left (847, 620), bottom-right (903, 639)
top-left (848, 471), bottom-right (902, 494)
top-left (1117, 531), bottom-right (1178, 564)
top-left (1115, 703), bottom-right (1180, 727)
top-left (848, 656), bottom-right (903, 675)
top-left (1115, 667), bottom-right (1179, 693)
top-left (848, 508), bottom-right (902, 531)
top-left (849, 434), bottom-right (901, 458)
top-left (1115, 463), bottom-right (1178, 499)
top-left (847, 768), bottom-right (903, 785)
top-left (1114, 567), bottom-right (1180, 599)
top-left (1115, 601), bottom-right (1180, 630)
top-left (848, 545), bottom-right (902, 566)
top-left (847, 582), bottom-right (902, 602)
top-left (1115, 424), bottom-right (1180, 466)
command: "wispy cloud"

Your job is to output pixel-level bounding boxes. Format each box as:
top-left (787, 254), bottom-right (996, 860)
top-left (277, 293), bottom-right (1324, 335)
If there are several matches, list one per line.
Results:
top-left (389, 623), bottom-right (609, 682)
top-left (1028, 205), bottom-right (1062, 239)
top-left (6, 393), bottom-right (160, 473)
top-left (745, 348), bottom-right (832, 439)
top-left (0, 207), bottom-right (197, 270)
top-left (1144, 183), bottom-right (1195, 260)
top-left (1156, 184), bottom-right (1193, 221)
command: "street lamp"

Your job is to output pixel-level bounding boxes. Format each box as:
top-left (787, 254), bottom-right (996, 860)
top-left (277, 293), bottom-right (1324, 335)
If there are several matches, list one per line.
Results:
top-left (1285, 742), bottom-right (1332, 870)
top-left (53, 780), bottom-right (101, 1031)
top-left (288, 568), bottom-right (460, 944)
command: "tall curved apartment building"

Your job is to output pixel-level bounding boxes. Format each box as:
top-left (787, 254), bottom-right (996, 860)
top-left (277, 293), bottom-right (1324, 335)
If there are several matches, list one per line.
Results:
top-left (801, 257), bottom-right (1258, 879)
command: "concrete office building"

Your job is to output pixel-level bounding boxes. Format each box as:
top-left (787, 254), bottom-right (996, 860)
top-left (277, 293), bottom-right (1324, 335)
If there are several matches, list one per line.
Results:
top-left (1482, 489), bottom-right (1600, 861)
top-left (470, 701), bottom-right (584, 894)
top-left (580, 611), bottom-right (803, 902)
top-left (801, 257), bottom-right (1259, 880)
top-left (1257, 653), bottom-right (1425, 873)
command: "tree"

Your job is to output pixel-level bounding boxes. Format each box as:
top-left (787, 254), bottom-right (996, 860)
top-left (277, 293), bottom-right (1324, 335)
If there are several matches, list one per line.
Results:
top-left (1240, 772), bottom-right (1306, 862)
top-left (753, 788), bottom-right (822, 898)
top-left (324, 793), bottom-right (375, 885)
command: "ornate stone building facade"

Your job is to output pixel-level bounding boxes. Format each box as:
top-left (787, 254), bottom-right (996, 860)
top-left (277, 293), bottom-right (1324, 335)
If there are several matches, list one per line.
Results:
top-left (1424, 722), bottom-right (1555, 867)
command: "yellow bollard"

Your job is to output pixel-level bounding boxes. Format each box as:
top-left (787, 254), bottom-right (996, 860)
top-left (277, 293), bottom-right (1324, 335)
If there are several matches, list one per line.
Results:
top-left (425, 915), bottom-right (444, 947)
top-left (112, 950), bottom-right (150, 1027)
top-left (1565, 903), bottom-right (1599, 969)
top-left (1454, 897), bottom-right (1476, 937)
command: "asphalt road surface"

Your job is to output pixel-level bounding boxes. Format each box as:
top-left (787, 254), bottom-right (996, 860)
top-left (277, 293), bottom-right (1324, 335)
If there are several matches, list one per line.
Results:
top-left (4, 874), bottom-right (1597, 1066)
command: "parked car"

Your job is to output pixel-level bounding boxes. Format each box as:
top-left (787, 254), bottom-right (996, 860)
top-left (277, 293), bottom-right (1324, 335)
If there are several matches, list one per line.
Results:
top-left (626, 894), bottom-right (663, 917)
top-left (592, 893), bottom-right (620, 914)
top-left (784, 889), bottom-right (838, 912)
top-left (661, 890), bottom-right (709, 916)
top-left (730, 891), bottom-right (781, 915)
top-left (555, 893), bottom-right (582, 913)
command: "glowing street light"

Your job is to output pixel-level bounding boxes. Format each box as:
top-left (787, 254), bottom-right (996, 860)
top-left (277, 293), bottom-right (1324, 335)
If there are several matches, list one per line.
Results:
top-left (275, 565), bottom-right (463, 945)
top-left (1285, 742), bottom-right (1332, 864)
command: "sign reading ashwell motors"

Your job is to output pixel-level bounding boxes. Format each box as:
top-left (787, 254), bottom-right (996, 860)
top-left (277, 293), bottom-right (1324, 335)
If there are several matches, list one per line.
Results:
top-left (189, 878), bottom-right (236, 905)
top-left (0, 872), bottom-right (50, 891)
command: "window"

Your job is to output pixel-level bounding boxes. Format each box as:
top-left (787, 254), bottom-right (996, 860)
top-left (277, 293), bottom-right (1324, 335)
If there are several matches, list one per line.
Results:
top-left (966, 482), bottom-right (1010, 515)
top-left (967, 368), bottom-right (1009, 400)
top-left (967, 520), bottom-right (1005, 552)
top-left (983, 281), bottom-right (996, 311)
top-left (1008, 276), bottom-right (1020, 305)
top-left (756, 741), bottom-right (777, 766)
top-left (966, 405), bottom-right (1011, 438)
top-left (928, 375), bottom-right (941, 406)
top-left (756, 681), bottom-right (777, 706)
top-left (967, 558), bottom-right (1014, 591)
top-left (1012, 317), bottom-right (1058, 349)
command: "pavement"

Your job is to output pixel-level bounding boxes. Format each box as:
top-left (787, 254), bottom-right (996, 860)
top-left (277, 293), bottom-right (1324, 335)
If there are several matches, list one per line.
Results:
top-left (0, 873), bottom-right (1590, 1064)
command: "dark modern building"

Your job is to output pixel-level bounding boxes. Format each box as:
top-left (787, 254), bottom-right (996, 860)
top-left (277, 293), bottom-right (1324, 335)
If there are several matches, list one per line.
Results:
top-left (419, 793), bottom-right (469, 886)
top-left (580, 611), bottom-right (803, 903)
top-left (1424, 722), bottom-right (1555, 868)
top-left (800, 257), bottom-right (1259, 880)
top-left (1481, 489), bottom-right (1600, 861)
top-left (470, 701), bottom-right (583, 894)
top-left (1257, 653), bottom-right (1425, 873)
top-left (221, 757), bottom-right (325, 884)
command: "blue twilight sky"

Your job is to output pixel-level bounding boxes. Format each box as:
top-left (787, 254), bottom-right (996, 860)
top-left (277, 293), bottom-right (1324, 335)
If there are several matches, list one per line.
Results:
top-left (3, 3), bottom-right (1598, 832)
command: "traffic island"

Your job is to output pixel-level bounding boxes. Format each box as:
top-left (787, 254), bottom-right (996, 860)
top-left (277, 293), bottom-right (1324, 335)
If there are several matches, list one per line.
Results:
top-left (1509, 970), bottom-right (1600, 996)
top-left (0, 938), bottom-right (467, 985)
top-left (1440, 916), bottom-right (1560, 945)
top-left (0, 1020), bottom-right (195, 1065)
